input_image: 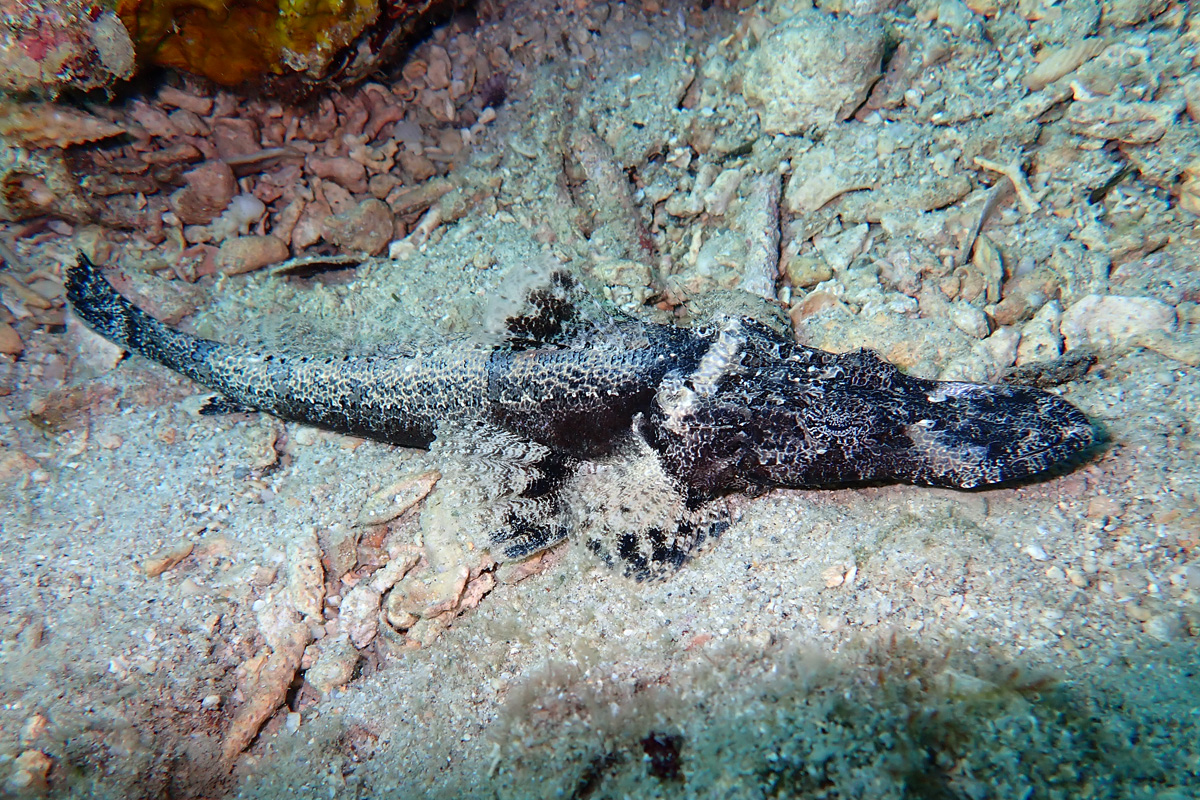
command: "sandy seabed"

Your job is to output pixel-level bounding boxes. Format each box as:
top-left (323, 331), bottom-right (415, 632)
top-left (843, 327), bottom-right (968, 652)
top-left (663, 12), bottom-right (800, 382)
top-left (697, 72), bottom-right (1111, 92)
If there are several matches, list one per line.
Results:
top-left (2, 0), bottom-right (1199, 797)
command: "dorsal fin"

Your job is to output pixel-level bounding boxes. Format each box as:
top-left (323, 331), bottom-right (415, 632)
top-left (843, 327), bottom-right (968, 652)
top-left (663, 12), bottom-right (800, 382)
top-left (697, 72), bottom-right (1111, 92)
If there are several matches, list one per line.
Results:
top-left (502, 270), bottom-right (580, 350)
top-left (487, 262), bottom-right (612, 351)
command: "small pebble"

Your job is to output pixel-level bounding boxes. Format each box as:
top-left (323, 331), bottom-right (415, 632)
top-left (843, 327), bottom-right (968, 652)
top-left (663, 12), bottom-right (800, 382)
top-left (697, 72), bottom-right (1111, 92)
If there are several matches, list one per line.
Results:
top-left (1066, 567), bottom-right (1088, 588)
top-left (322, 198), bottom-right (395, 256)
top-left (96, 432), bottom-right (123, 449)
top-left (170, 161), bottom-right (236, 225)
top-left (1144, 614), bottom-right (1183, 642)
top-left (216, 235), bottom-right (289, 275)
top-left (822, 565), bottom-right (847, 588)
top-left (0, 321), bottom-right (23, 355)
top-left (1023, 543), bottom-right (1049, 562)
top-left (308, 156), bottom-right (368, 193)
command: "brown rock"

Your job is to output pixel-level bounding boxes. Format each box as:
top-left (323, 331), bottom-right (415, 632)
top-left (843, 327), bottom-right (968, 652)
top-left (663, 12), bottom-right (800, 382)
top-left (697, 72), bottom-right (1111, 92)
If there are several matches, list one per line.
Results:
top-left (170, 161), bottom-right (236, 225)
top-left (0, 101), bottom-right (127, 149)
top-left (213, 117), bottom-right (261, 161)
top-left (387, 176), bottom-right (454, 215)
top-left (308, 156), bottom-right (368, 193)
top-left (0, 449), bottom-right (39, 481)
top-left (784, 254), bottom-right (833, 289)
top-left (157, 86), bottom-right (214, 115)
top-left (167, 108), bottom-right (208, 137)
top-left (292, 200), bottom-right (331, 251)
top-left (6, 749), bottom-right (52, 794)
top-left (221, 619), bottom-right (308, 766)
top-left (991, 268), bottom-right (1060, 326)
top-left (216, 235), bottom-right (289, 275)
top-left (368, 173), bottom-right (402, 200)
top-left (320, 181), bottom-right (356, 214)
top-left (0, 322), bottom-right (22, 355)
top-left (788, 290), bottom-right (845, 322)
top-left (129, 101), bottom-right (179, 139)
top-left (142, 541), bottom-right (195, 577)
top-left (399, 151), bottom-right (438, 182)
top-left (322, 199), bottom-right (394, 256)
top-left (272, 198), bottom-right (306, 249)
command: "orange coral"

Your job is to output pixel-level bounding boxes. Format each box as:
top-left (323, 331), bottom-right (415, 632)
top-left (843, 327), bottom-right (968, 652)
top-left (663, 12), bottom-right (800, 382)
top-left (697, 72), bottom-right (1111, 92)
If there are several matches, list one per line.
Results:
top-left (115, 0), bottom-right (379, 86)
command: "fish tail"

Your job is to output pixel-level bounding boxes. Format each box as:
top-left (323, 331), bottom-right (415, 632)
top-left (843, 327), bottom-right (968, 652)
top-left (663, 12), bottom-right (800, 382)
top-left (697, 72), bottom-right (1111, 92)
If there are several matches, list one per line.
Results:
top-left (65, 254), bottom-right (215, 374)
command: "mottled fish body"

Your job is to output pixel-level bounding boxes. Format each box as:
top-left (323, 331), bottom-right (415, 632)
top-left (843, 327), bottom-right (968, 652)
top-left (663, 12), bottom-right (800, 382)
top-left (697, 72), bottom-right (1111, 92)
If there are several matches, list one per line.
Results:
top-left (66, 255), bottom-right (1095, 577)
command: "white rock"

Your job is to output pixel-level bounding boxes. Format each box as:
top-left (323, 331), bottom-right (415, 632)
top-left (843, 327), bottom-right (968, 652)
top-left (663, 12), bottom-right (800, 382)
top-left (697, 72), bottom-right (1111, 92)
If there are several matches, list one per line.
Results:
top-left (736, 172), bottom-right (781, 300)
top-left (1060, 294), bottom-right (1177, 352)
top-left (255, 594), bottom-right (305, 652)
top-left (67, 312), bottom-right (124, 375)
top-left (783, 146), bottom-right (875, 214)
top-left (702, 168), bottom-right (743, 216)
top-left (1143, 613), bottom-right (1183, 643)
top-left (949, 302), bottom-right (990, 339)
top-left (1017, 300), bottom-right (1063, 365)
top-left (742, 11), bottom-right (884, 135)
top-left (1023, 543), bottom-right (1049, 561)
top-left (305, 634), bottom-right (360, 696)
top-left (815, 223), bottom-right (870, 273)
top-left (339, 584), bottom-right (382, 649)
top-left (369, 554), bottom-right (420, 594)
top-left (980, 326), bottom-right (1020, 370)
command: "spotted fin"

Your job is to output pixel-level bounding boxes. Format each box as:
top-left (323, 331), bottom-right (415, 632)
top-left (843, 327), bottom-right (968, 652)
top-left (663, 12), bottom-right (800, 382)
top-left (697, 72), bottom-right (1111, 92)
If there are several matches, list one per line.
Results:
top-left (487, 449), bottom-right (575, 560)
top-left (427, 423), bottom-right (575, 562)
top-left (567, 432), bottom-right (730, 580)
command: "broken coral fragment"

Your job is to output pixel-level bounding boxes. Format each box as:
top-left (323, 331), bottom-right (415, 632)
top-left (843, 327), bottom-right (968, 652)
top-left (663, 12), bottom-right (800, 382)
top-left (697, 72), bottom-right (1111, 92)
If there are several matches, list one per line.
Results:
top-left (0, 102), bottom-right (127, 149)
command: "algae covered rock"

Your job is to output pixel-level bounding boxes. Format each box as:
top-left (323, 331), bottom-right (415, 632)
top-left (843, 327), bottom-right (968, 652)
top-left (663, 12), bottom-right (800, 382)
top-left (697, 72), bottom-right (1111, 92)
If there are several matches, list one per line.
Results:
top-left (0, 0), bottom-right (461, 96)
top-left (116, 0), bottom-right (461, 90)
top-left (0, 0), bottom-right (135, 96)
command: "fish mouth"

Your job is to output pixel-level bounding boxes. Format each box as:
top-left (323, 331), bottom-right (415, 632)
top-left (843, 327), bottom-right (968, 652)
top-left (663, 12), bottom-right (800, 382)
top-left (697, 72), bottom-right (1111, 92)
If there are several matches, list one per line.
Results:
top-left (902, 389), bottom-right (1097, 489)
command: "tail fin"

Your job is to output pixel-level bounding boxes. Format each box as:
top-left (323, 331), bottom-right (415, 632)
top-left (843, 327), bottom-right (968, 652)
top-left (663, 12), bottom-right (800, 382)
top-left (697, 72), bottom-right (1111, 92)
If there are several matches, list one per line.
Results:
top-left (65, 254), bottom-right (143, 349)
top-left (65, 254), bottom-right (214, 374)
